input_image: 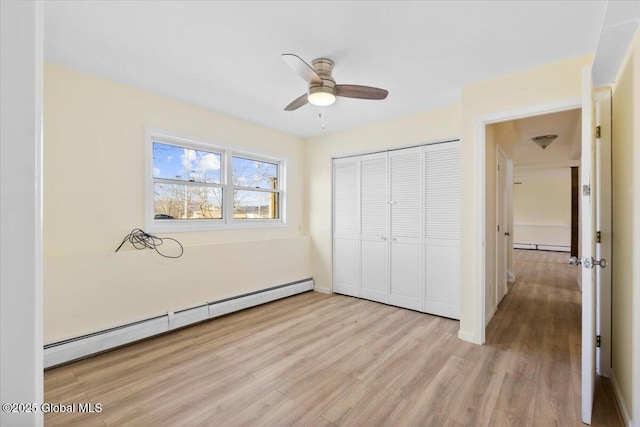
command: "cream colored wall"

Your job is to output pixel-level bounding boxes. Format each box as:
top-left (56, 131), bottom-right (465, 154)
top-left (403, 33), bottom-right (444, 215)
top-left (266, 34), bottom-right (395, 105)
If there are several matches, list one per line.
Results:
top-left (304, 105), bottom-right (460, 293)
top-left (611, 28), bottom-right (639, 424)
top-left (512, 169), bottom-right (572, 247)
top-left (459, 55), bottom-right (592, 343)
top-left (44, 62), bottom-right (310, 343)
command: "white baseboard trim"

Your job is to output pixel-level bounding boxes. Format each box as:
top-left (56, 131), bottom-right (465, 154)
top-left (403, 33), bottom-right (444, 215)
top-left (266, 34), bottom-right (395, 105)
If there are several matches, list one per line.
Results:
top-left (457, 329), bottom-right (482, 345)
top-left (610, 369), bottom-right (633, 427)
top-left (507, 271), bottom-right (515, 283)
top-left (44, 279), bottom-right (314, 368)
top-left (514, 243), bottom-right (536, 250)
top-left (313, 287), bottom-right (331, 294)
top-left (537, 244), bottom-right (570, 252)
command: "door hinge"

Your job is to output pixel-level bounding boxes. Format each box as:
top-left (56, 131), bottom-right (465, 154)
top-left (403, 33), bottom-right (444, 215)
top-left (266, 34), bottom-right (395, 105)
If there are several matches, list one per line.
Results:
top-left (596, 231), bottom-right (601, 243)
top-left (596, 335), bottom-right (601, 348)
top-left (596, 126), bottom-right (601, 138)
top-left (583, 185), bottom-right (590, 196)
top-left (497, 225), bottom-right (500, 232)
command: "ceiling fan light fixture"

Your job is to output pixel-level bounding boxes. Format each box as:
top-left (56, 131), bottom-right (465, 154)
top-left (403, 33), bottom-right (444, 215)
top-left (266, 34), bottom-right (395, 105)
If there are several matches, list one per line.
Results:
top-left (307, 85), bottom-right (336, 107)
top-left (531, 134), bottom-right (558, 150)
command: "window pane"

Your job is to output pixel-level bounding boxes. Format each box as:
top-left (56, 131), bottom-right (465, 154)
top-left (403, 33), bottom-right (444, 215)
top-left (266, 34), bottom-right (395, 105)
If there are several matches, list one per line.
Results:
top-left (154, 183), bottom-right (222, 219)
top-left (232, 156), bottom-right (278, 189)
top-left (153, 142), bottom-right (221, 184)
top-left (233, 190), bottom-right (279, 219)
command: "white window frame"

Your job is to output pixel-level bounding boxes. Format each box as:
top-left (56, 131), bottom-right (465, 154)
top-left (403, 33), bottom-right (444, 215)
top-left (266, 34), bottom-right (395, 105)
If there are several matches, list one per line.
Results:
top-left (145, 128), bottom-right (286, 232)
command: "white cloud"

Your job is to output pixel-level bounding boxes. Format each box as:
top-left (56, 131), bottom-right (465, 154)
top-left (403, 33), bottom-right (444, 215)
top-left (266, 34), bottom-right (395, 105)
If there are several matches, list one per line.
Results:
top-left (153, 167), bottom-right (161, 176)
top-left (181, 149), bottom-right (196, 170)
top-left (167, 155), bottom-right (173, 161)
top-left (198, 153), bottom-right (220, 171)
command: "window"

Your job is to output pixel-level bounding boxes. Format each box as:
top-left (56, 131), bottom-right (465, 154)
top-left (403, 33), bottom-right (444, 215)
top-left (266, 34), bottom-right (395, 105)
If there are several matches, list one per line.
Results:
top-left (146, 129), bottom-right (285, 232)
top-left (232, 156), bottom-right (279, 220)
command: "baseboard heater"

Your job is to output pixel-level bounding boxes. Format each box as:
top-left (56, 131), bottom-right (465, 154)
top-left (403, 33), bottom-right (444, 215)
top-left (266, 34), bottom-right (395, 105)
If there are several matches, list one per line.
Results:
top-left (514, 243), bottom-right (570, 252)
top-left (44, 279), bottom-right (314, 369)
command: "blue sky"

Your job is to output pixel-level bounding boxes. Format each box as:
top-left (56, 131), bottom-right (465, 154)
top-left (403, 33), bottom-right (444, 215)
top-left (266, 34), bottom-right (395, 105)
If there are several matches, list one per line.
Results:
top-left (153, 142), bottom-right (277, 189)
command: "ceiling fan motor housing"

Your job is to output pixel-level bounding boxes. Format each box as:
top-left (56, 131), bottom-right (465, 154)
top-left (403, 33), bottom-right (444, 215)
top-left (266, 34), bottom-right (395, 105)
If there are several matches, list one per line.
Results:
top-left (309, 58), bottom-right (336, 98)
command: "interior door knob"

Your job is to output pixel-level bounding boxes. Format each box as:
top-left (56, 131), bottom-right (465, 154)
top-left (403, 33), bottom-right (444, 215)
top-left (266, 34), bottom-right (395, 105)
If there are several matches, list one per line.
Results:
top-left (593, 258), bottom-right (607, 268)
top-left (504, 232), bottom-right (510, 236)
top-left (569, 256), bottom-right (581, 266)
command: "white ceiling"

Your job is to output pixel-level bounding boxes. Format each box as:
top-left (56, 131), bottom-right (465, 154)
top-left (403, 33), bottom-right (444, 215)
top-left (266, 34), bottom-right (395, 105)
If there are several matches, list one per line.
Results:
top-left (512, 109), bottom-right (582, 170)
top-left (44, 1), bottom-right (608, 138)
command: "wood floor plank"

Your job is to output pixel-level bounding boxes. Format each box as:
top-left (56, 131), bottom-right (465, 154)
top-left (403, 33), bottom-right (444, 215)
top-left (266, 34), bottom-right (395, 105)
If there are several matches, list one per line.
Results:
top-left (44, 250), bottom-right (624, 426)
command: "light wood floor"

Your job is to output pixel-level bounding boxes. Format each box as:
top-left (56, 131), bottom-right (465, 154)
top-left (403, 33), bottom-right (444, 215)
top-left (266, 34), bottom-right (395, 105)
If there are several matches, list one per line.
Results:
top-left (45, 250), bottom-right (623, 426)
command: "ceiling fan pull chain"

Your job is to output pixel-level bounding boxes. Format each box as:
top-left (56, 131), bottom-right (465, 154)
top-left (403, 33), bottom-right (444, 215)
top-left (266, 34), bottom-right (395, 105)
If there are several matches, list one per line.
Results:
top-left (320, 108), bottom-right (326, 130)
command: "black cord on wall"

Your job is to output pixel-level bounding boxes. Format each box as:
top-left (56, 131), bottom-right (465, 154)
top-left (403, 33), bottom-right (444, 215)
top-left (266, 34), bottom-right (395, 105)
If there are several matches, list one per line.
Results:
top-left (115, 228), bottom-right (184, 258)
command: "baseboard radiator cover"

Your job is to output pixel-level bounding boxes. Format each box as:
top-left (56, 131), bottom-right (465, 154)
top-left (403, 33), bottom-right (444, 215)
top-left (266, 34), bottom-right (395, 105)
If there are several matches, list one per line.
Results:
top-left (514, 243), bottom-right (570, 252)
top-left (44, 279), bottom-right (314, 368)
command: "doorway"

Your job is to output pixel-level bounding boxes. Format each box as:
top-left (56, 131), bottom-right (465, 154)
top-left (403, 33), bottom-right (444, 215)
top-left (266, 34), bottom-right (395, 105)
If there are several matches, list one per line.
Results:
top-left (481, 87), bottom-right (613, 424)
top-left (484, 108), bottom-right (583, 326)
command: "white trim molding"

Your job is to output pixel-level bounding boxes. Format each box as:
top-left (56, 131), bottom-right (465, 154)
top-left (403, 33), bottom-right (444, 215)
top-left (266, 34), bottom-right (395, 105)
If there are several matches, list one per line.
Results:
top-left (610, 369), bottom-right (633, 427)
top-left (475, 96), bottom-right (581, 345)
top-left (0, 2), bottom-right (44, 426)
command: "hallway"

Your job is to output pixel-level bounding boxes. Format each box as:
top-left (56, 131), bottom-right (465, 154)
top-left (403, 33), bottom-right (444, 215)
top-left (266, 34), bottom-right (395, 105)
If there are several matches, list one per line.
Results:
top-left (486, 249), bottom-right (622, 425)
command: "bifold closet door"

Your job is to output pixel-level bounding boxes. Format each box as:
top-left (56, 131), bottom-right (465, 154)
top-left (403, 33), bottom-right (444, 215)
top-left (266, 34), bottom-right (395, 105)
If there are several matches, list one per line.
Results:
top-left (360, 152), bottom-right (389, 304)
top-left (389, 147), bottom-right (423, 311)
top-left (332, 158), bottom-right (359, 297)
top-left (424, 141), bottom-right (461, 319)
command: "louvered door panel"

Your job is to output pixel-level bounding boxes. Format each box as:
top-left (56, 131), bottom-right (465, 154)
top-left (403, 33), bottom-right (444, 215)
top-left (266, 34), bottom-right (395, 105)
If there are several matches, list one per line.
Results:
top-left (424, 141), bottom-right (461, 319)
top-left (389, 147), bottom-right (423, 310)
top-left (360, 153), bottom-right (388, 237)
top-left (360, 152), bottom-right (389, 303)
top-left (390, 147), bottom-right (422, 238)
top-left (425, 142), bottom-right (460, 241)
top-left (333, 158), bottom-right (359, 297)
top-left (333, 160), bottom-right (359, 237)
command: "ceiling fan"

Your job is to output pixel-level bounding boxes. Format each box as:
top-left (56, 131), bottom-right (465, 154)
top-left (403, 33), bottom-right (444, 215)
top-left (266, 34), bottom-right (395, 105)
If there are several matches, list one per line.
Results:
top-left (282, 54), bottom-right (389, 111)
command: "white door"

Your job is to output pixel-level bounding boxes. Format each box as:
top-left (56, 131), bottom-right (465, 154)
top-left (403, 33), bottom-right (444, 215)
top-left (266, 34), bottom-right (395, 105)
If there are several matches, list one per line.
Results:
top-left (578, 65), bottom-right (605, 426)
top-left (333, 158), bottom-right (360, 297)
top-left (360, 152), bottom-right (389, 304)
top-left (496, 148), bottom-right (508, 305)
top-left (424, 141), bottom-right (461, 319)
top-left (389, 147), bottom-right (423, 311)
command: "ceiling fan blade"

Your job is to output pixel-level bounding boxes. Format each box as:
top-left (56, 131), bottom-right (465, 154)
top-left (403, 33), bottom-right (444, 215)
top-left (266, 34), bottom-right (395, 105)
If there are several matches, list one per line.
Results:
top-left (336, 84), bottom-right (389, 100)
top-left (282, 54), bottom-right (322, 85)
top-left (284, 93), bottom-right (308, 111)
